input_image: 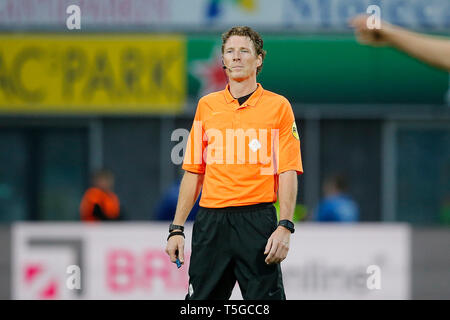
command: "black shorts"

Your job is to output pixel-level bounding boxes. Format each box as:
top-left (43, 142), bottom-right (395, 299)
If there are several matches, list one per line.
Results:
top-left (186, 202), bottom-right (286, 300)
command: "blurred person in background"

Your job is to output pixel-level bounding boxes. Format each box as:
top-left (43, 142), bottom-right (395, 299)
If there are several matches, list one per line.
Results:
top-left (155, 167), bottom-right (200, 221)
top-left (80, 169), bottom-right (122, 222)
top-left (313, 174), bottom-right (359, 222)
top-left (350, 15), bottom-right (450, 72)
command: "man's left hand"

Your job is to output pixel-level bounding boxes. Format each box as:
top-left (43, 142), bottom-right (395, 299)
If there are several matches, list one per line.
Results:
top-left (264, 226), bottom-right (291, 264)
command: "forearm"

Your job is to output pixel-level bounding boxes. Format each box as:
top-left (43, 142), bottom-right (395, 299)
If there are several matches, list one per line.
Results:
top-left (278, 170), bottom-right (298, 221)
top-left (384, 25), bottom-right (450, 71)
top-left (172, 171), bottom-right (204, 226)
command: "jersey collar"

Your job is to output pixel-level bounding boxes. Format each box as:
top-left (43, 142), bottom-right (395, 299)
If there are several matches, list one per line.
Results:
top-left (223, 83), bottom-right (264, 110)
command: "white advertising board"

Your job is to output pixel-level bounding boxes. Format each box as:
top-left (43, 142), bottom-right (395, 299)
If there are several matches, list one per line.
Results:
top-left (12, 222), bottom-right (410, 300)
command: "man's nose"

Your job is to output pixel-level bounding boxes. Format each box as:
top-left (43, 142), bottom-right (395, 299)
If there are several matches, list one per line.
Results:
top-left (232, 51), bottom-right (241, 61)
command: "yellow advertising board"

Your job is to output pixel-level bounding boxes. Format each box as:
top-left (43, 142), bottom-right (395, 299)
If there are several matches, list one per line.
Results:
top-left (0, 34), bottom-right (186, 114)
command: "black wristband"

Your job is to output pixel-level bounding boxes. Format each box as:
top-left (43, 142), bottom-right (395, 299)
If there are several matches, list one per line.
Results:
top-left (167, 231), bottom-right (185, 241)
top-left (278, 219), bottom-right (295, 233)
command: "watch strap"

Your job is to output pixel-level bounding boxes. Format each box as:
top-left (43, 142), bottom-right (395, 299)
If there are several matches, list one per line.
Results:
top-left (169, 224), bottom-right (184, 232)
top-left (278, 219), bottom-right (295, 233)
top-left (167, 231), bottom-right (185, 241)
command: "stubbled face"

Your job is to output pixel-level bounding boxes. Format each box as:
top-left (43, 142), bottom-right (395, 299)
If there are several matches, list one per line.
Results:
top-left (222, 35), bottom-right (262, 82)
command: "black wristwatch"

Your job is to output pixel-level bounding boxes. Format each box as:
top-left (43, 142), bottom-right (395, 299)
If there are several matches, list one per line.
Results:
top-left (278, 220), bottom-right (295, 233)
top-left (169, 223), bottom-right (184, 233)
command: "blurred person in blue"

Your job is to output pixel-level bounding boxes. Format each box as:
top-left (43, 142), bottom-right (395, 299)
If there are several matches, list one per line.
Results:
top-left (314, 174), bottom-right (359, 222)
top-left (155, 168), bottom-right (200, 221)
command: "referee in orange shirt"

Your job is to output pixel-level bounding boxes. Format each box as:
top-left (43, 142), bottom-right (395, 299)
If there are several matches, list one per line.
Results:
top-left (165, 26), bottom-right (303, 300)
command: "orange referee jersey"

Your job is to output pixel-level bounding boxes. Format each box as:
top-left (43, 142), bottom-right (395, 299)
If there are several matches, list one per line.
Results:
top-left (80, 187), bottom-right (120, 221)
top-left (182, 83), bottom-right (303, 208)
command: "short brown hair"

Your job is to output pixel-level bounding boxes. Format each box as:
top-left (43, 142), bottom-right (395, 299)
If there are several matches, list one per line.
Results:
top-left (221, 26), bottom-right (266, 75)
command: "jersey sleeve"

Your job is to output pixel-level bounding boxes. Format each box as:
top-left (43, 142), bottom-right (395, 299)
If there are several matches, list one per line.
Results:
top-left (276, 98), bottom-right (303, 175)
top-left (182, 100), bottom-right (207, 174)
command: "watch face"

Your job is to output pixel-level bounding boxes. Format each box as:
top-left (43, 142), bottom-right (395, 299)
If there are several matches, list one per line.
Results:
top-left (279, 220), bottom-right (294, 233)
top-left (280, 220), bottom-right (292, 226)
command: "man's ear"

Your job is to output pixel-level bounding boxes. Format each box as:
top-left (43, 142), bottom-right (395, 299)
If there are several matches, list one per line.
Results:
top-left (256, 54), bottom-right (263, 67)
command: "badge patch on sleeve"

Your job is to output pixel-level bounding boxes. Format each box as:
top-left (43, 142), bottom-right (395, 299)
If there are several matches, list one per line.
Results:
top-left (292, 121), bottom-right (299, 140)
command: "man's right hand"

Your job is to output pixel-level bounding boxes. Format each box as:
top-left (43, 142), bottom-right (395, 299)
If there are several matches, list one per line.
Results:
top-left (165, 171), bottom-right (204, 267)
top-left (165, 232), bottom-right (185, 266)
top-left (349, 14), bottom-right (393, 47)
